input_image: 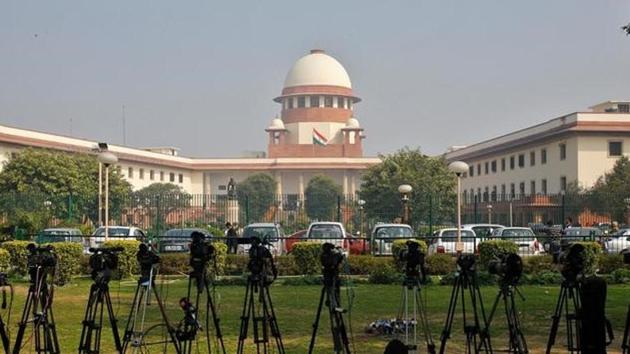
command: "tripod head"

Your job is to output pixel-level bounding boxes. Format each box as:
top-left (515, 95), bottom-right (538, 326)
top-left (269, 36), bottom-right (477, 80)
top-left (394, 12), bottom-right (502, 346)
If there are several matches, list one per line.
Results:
top-left (398, 240), bottom-right (427, 284)
top-left (89, 247), bottom-right (123, 287)
top-left (137, 243), bottom-right (160, 284)
top-left (189, 231), bottom-right (215, 274)
top-left (247, 236), bottom-right (277, 284)
top-left (26, 243), bottom-right (57, 284)
top-left (456, 254), bottom-right (477, 277)
top-left (488, 252), bottom-right (523, 287)
top-left (320, 242), bottom-right (345, 286)
top-left (559, 243), bottom-right (587, 284)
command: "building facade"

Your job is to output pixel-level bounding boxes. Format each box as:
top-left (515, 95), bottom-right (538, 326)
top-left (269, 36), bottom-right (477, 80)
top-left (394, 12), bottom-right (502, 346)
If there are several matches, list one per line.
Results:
top-left (445, 101), bottom-right (630, 201)
top-left (0, 49), bottom-right (380, 196)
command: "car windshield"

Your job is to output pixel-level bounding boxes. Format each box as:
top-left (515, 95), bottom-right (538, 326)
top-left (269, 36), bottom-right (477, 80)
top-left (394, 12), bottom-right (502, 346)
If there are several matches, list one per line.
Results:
top-left (42, 230), bottom-right (72, 235)
top-left (471, 227), bottom-right (493, 237)
top-left (374, 226), bottom-right (413, 238)
top-left (501, 229), bottom-right (534, 237)
top-left (441, 230), bottom-right (475, 242)
top-left (565, 228), bottom-right (601, 237)
top-left (243, 227), bottom-right (278, 241)
top-left (94, 228), bottom-right (130, 236)
top-left (309, 225), bottom-right (343, 239)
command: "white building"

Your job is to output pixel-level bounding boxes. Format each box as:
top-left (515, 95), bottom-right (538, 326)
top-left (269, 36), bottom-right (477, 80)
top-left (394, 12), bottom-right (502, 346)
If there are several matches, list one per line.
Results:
top-left (0, 49), bottom-right (380, 196)
top-left (445, 101), bottom-right (630, 200)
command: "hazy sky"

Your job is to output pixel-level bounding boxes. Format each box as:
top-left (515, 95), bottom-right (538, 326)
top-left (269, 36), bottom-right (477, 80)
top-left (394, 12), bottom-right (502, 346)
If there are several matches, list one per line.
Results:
top-left (1, 1), bottom-right (629, 157)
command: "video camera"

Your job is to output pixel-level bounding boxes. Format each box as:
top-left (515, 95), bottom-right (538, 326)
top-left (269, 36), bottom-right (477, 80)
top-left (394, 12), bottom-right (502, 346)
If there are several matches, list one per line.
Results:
top-left (559, 243), bottom-right (587, 282)
top-left (321, 242), bottom-right (345, 282)
top-left (488, 252), bottom-right (523, 286)
top-left (26, 243), bottom-right (57, 283)
top-left (456, 254), bottom-right (477, 275)
top-left (397, 240), bottom-right (426, 282)
top-left (190, 231), bottom-right (215, 272)
top-left (247, 236), bottom-right (277, 284)
top-left (137, 243), bottom-right (160, 283)
top-left (622, 249), bottom-right (630, 265)
top-left (88, 247), bottom-right (124, 286)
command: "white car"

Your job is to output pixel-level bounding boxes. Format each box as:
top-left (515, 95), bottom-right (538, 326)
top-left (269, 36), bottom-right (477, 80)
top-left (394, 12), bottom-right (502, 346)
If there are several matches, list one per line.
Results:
top-left (238, 223), bottom-right (284, 256)
top-left (462, 224), bottom-right (504, 239)
top-left (428, 228), bottom-right (477, 254)
top-left (604, 229), bottom-right (630, 254)
top-left (371, 223), bottom-right (414, 256)
top-left (305, 222), bottom-right (348, 253)
top-left (490, 227), bottom-right (541, 255)
top-left (88, 226), bottom-right (146, 251)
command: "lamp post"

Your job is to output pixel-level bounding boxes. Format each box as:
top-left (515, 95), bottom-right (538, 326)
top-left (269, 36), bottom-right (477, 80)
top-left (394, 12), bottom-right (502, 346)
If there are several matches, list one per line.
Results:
top-left (487, 204), bottom-right (493, 224)
top-left (358, 199), bottom-right (366, 253)
top-left (97, 152), bottom-right (118, 241)
top-left (448, 161), bottom-right (469, 253)
top-left (398, 185), bottom-right (413, 225)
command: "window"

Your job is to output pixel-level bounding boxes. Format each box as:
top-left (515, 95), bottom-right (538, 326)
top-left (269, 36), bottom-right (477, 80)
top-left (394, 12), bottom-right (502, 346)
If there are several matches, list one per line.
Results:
top-left (324, 96), bottom-right (333, 107)
top-left (477, 188), bottom-right (481, 199)
top-left (541, 149), bottom-right (547, 164)
top-left (619, 104), bottom-right (629, 113)
top-left (541, 179), bottom-right (547, 195)
top-left (510, 156), bottom-right (515, 170)
top-left (510, 183), bottom-right (515, 198)
top-left (518, 154), bottom-right (525, 168)
top-left (150, 170), bottom-right (154, 180)
top-left (178, 173), bottom-right (183, 183)
top-left (170, 172), bottom-right (175, 182)
top-left (160, 171), bottom-right (164, 181)
top-left (559, 143), bottom-right (566, 160)
top-left (501, 184), bottom-right (506, 197)
top-left (310, 96), bottom-right (320, 107)
top-left (530, 151), bottom-right (535, 166)
top-left (297, 96), bottom-right (305, 108)
top-left (491, 160), bottom-right (497, 173)
top-left (491, 186), bottom-right (497, 201)
top-left (501, 158), bottom-right (506, 171)
top-left (519, 182), bottom-right (525, 195)
top-left (560, 176), bottom-right (567, 192)
top-left (608, 141), bottom-right (623, 157)
top-left (218, 185), bottom-right (227, 191)
top-left (348, 101), bottom-right (353, 110)
top-left (530, 180), bottom-right (536, 195)
top-left (128, 167), bottom-right (133, 178)
top-left (477, 164), bottom-right (481, 175)
top-left (139, 168), bottom-right (144, 180)
top-left (483, 187), bottom-right (489, 202)
top-left (463, 190), bottom-right (468, 202)
top-left (337, 96), bottom-right (346, 109)
top-left (287, 98), bottom-right (294, 109)
top-left (485, 162), bottom-right (489, 174)
top-left (469, 165), bottom-right (474, 177)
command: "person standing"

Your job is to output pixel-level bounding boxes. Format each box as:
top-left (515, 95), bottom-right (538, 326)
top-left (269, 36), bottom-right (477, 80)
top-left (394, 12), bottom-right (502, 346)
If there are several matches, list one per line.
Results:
top-left (225, 222), bottom-right (238, 254)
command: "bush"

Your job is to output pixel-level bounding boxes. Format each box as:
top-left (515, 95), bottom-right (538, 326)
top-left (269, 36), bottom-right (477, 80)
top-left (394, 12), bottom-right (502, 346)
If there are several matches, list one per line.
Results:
top-left (210, 242), bottom-right (227, 276)
top-left (368, 262), bottom-right (401, 284)
top-left (291, 242), bottom-right (322, 275)
top-left (0, 249), bottom-right (10, 273)
top-left (275, 255), bottom-right (298, 276)
top-left (597, 254), bottom-right (625, 274)
top-left (0, 240), bottom-right (31, 276)
top-left (478, 240), bottom-right (519, 269)
top-left (392, 239), bottom-right (428, 270)
top-left (610, 268), bottom-right (630, 284)
top-left (160, 253), bottom-right (189, 275)
top-left (523, 271), bottom-right (563, 285)
top-left (523, 255), bottom-right (555, 274)
top-left (572, 241), bottom-right (601, 274)
top-left (426, 254), bottom-right (455, 275)
top-left (45, 242), bottom-right (83, 285)
top-left (102, 240), bottom-right (141, 278)
top-left (347, 256), bottom-right (394, 275)
top-left (225, 255), bottom-right (248, 275)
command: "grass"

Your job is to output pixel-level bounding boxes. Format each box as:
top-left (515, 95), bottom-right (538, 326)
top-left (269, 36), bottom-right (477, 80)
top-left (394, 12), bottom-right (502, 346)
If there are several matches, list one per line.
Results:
top-left (2, 278), bottom-right (628, 353)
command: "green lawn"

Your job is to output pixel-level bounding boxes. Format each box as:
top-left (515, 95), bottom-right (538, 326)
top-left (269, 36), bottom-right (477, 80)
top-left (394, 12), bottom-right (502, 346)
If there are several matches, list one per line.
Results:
top-left (3, 278), bottom-right (628, 353)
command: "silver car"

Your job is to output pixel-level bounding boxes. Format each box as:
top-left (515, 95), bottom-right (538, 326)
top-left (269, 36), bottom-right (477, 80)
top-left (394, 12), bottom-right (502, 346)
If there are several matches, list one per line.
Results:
top-left (371, 224), bottom-right (414, 256)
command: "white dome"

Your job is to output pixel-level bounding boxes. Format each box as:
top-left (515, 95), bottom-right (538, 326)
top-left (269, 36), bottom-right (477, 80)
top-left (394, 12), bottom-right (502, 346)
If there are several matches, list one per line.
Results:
top-left (267, 118), bottom-right (285, 130)
top-left (346, 118), bottom-right (360, 128)
top-left (283, 49), bottom-right (352, 89)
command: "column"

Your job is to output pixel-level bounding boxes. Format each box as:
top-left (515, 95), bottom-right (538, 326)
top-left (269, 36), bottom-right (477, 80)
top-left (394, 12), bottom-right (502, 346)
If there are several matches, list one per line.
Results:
top-left (350, 174), bottom-right (357, 196)
top-left (342, 171), bottom-right (348, 195)
top-left (275, 172), bottom-right (283, 210)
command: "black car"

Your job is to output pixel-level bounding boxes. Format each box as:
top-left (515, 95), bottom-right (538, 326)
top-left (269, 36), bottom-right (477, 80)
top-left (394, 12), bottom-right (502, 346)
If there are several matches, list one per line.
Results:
top-left (160, 228), bottom-right (211, 253)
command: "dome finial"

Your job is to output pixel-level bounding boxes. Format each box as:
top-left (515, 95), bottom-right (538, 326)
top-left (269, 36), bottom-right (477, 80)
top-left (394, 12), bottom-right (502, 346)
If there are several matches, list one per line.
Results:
top-left (310, 49), bottom-right (325, 54)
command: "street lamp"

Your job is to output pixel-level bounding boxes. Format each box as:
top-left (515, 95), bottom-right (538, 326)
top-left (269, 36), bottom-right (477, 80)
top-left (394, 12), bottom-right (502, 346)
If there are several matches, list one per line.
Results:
top-left (448, 161), bottom-right (469, 253)
top-left (98, 151), bottom-right (118, 241)
top-left (398, 184), bottom-right (413, 225)
top-left (487, 204), bottom-right (493, 224)
top-left (358, 199), bottom-right (366, 253)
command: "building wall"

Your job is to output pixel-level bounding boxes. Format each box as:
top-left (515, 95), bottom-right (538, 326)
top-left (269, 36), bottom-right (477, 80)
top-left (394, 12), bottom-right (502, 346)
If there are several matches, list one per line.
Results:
top-left (576, 135), bottom-right (630, 187)
top-left (285, 122), bottom-right (345, 144)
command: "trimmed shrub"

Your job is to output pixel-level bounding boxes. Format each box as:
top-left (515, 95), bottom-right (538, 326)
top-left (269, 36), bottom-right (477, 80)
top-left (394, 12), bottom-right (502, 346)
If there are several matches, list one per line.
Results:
top-left (426, 254), bottom-right (455, 275)
top-left (597, 253), bottom-right (625, 274)
top-left (392, 239), bottom-right (428, 271)
top-left (368, 262), bottom-right (401, 284)
top-left (275, 255), bottom-right (298, 276)
top-left (225, 255), bottom-right (248, 275)
top-left (160, 253), bottom-right (189, 275)
top-left (347, 256), bottom-right (394, 276)
top-left (102, 240), bottom-right (141, 279)
top-left (610, 268), bottom-right (630, 284)
top-left (45, 242), bottom-right (83, 286)
top-left (291, 242), bottom-right (322, 275)
top-left (523, 255), bottom-right (555, 274)
top-left (478, 240), bottom-right (519, 269)
top-left (0, 240), bottom-right (31, 276)
top-left (210, 242), bottom-right (228, 276)
top-left (0, 249), bottom-right (10, 273)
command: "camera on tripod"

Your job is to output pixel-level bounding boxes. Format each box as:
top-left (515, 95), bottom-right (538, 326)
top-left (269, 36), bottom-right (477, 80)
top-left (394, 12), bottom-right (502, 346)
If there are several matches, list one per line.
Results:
top-left (137, 243), bottom-right (160, 283)
top-left (456, 254), bottom-right (476, 274)
top-left (397, 240), bottom-right (426, 282)
top-left (88, 247), bottom-right (123, 286)
top-left (321, 242), bottom-right (345, 275)
top-left (190, 231), bottom-right (215, 273)
top-left (558, 243), bottom-right (587, 282)
top-left (622, 249), bottom-right (630, 265)
top-left (247, 236), bottom-right (277, 284)
top-left (26, 243), bottom-right (57, 282)
top-left (488, 253), bottom-right (523, 286)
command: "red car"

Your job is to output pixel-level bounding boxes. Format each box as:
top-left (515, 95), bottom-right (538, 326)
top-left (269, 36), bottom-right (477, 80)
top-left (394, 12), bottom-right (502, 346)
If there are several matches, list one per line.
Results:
top-left (285, 223), bottom-right (367, 255)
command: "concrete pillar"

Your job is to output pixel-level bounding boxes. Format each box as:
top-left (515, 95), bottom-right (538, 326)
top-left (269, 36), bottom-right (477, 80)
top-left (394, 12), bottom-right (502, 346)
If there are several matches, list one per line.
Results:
top-left (343, 172), bottom-right (348, 195)
top-left (275, 172), bottom-right (283, 210)
top-left (298, 173), bottom-right (305, 199)
top-left (350, 173), bottom-right (357, 196)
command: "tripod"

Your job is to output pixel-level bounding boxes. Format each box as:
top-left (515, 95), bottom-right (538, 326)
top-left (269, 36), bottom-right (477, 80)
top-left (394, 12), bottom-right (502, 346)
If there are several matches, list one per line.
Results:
top-left (178, 266), bottom-right (226, 354)
top-left (78, 275), bottom-right (122, 353)
top-left (0, 274), bottom-right (12, 354)
top-left (397, 276), bottom-right (435, 354)
top-left (439, 258), bottom-right (492, 354)
top-left (12, 265), bottom-right (60, 354)
top-left (480, 282), bottom-right (527, 354)
top-left (121, 264), bottom-right (181, 354)
top-left (237, 240), bottom-right (284, 354)
top-left (308, 271), bottom-right (351, 354)
top-left (545, 280), bottom-right (581, 354)
top-left (623, 305), bottom-right (629, 354)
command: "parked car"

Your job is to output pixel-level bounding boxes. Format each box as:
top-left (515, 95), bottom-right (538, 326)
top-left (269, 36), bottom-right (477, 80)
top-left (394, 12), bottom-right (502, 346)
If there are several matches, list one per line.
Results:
top-left (428, 228), bottom-right (477, 254)
top-left (160, 228), bottom-right (211, 253)
top-left (490, 227), bottom-right (540, 255)
top-left (238, 223), bottom-right (284, 256)
top-left (38, 228), bottom-right (83, 244)
top-left (284, 229), bottom-right (307, 253)
top-left (371, 223), bottom-right (414, 256)
top-left (604, 229), bottom-right (630, 254)
top-left (462, 224), bottom-right (504, 239)
top-left (88, 226), bottom-right (147, 250)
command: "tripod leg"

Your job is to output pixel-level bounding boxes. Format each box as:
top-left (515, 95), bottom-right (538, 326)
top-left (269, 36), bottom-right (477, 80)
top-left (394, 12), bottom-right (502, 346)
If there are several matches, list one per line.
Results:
top-left (622, 305), bottom-right (629, 354)
top-left (262, 284), bottom-right (285, 353)
top-left (415, 285), bottom-right (436, 354)
top-left (204, 280), bottom-right (226, 354)
top-left (505, 289), bottom-right (528, 354)
top-left (439, 275), bottom-right (461, 354)
top-left (308, 287), bottom-right (326, 354)
top-left (330, 285), bottom-right (352, 354)
top-left (44, 288), bottom-right (61, 353)
top-left (12, 285), bottom-right (35, 354)
top-left (151, 283), bottom-right (182, 354)
top-left (546, 286), bottom-right (567, 354)
top-left (122, 283), bottom-right (142, 353)
top-left (104, 288), bottom-right (123, 353)
top-left (0, 313), bottom-right (9, 354)
top-left (470, 277), bottom-right (492, 354)
top-left (79, 284), bottom-right (97, 353)
top-left (237, 281), bottom-right (253, 354)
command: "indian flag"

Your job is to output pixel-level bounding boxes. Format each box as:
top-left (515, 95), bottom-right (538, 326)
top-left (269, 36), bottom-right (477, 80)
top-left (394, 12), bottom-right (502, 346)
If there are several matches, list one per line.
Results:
top-left (312, 128), bottom-right (328, 146)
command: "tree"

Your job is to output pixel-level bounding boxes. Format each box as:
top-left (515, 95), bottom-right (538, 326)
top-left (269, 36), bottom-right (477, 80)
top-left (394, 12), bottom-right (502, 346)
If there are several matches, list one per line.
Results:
top-left (304, 175), bottom-right (342, 221)
top-left (588, 156), bottom-right (630, 222)
top-left (359, 147), bottom-right (456, 226)
top-left (0, 148), bottom-right (132, 226)
top-left (132, 183), bottom-right (191, 231)
top-left (623, 23), bottom-right (630, 35)
top-left (236, 173), bottom-right (277, 223)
